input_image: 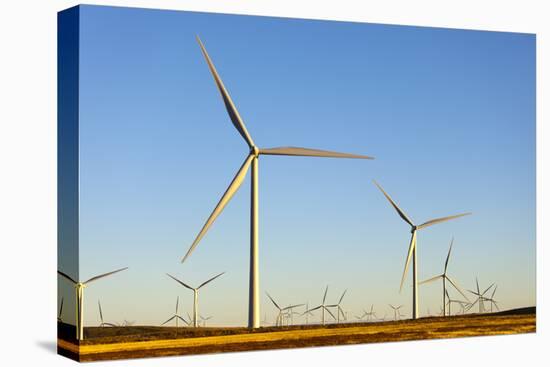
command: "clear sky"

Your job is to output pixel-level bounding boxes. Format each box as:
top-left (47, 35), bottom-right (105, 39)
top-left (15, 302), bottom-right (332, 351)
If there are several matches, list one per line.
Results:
top-left (58, 5), bottom-right (535, 327)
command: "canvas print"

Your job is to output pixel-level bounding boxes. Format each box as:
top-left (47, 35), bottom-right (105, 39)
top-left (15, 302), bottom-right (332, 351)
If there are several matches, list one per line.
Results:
top-left (57, 5), bottom-right (536, 362)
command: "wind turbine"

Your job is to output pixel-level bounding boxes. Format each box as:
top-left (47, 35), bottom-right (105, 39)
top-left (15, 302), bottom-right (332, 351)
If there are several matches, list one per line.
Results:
top-left (389, 304), bottom-right (403, 320)
top-left (373, 180), bottom-right (471, 319)
top-left (57, 267), bottom-right (128, 340)
top-left (200, 315), bottom-right (213, 327)
top-left (419, 238), bottom-right (469, 316)
top-left (467, 278), bottom-right (494, 313)
top-left (446, 289), bottom-right (470, 316)
top-left (266, 292), bottom-right (303, 326)
top-left (58, 297), bottom-right (64, 322)
top-left (161, 296), bottom-right (189, 327)
top-left (309, 286), bottom-right (336, 325)
top-left (98, 300), bottom-right (117, 327)
top-left (364, 304), bottom-right (376, 322)
top-left (166, 272), bottom-right (225, 327)
top-left (327, 289), bottom-right (347, 323)
top-left (303, 302), bottom-right (315, 325)
top-left (483, 285), bottom-right (500, 312)
top-left (181, 36), bottom-right (373, 329)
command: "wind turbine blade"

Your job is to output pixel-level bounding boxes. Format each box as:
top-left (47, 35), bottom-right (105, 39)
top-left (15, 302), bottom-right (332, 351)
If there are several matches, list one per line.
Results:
top-left (308, 305), bottom-right (322, 312)
top-left (98, 300), bottom-right (104, 322)
top-left (419, 274), bottom-right (443, 285)
top-left (196, 36), bottom-right (255, 148)
top-left (57, 270), bottom-right (77, 284)
top-left (446, 276), bottom-right (470, 302)
top-left (266, 292), bottom-right (281, 310)
top-left (176, 296), bottom-right (179, 314)
top-left (283, 304), bottom-right (305, 310)
top-left (198, 272), bottom-right (225, 289)
top-left (482, 283), bottom-right (495, 296)
top-left (399, 231), bottom-right (417, 292)
top-left (325, 307), bottom-right (337, 320)
top-left (476, 278), bottom-right (480, 294)
top-left (177, 315), bottom-right (190, 325)
top-left (338, 289), bottom-right (348, 304)
top-left (417, 213), bottom-right (471, 230)
top-left (444, 238), bottom-right (454, 273)
top-left (166, 273), bottom-right (195, 291)
top-left (323, 286), bottom-right (328, 304)
top-left (182, 154), bottom-right (254, 262)
top-left (373, 180), bottom-right (414, 227)
top-left (161, 316), bottom-right (176, 326)
top-left (259, 146), bottom-right (373, 160)
top-left (491, 285), bottom-right (498, 299)
top-left (58, 298), bottom-right (64, 318)
top-left (84, 267), bottom-right (128, 284)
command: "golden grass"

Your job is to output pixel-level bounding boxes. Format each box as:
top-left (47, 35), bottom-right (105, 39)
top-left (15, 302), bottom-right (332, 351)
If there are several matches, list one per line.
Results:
top-left (58, 309), bottom-right (535, 362)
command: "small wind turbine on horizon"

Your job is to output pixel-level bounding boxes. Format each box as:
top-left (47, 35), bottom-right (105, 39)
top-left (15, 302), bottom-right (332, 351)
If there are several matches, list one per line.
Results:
top-left (389, 304), bottom-right (404, 321)
top-left (466, 278), bottom-right (494, 313)
top-left (327, 290), bottom-right (348, 323)
top-left (200, 315), bottom-right (213, 327)
top-left (161, 296), bottom-right (189, 328)
top-left (98, 300), bottom-right (117, 327)
top-left (308, 286), bottom-right (336, 325)
top-left (303, 302), bottom-right (315, 325)
top-left (445, 289), bottom-right (470, 316)
top-left (57, 267), bottom-right (128, 340)
top-left (364, 304), bottom-right (376, 322)
top-left (419, 238), bottom-right (469, 316)
top-left (373, 180), bottom-right (471, 319)
top-left (181, 36), bottom-right (373, 329)
top-left (266, 292), bottom-right (303, 326)
top-left (166, 272), bottom-right (225, 327)
top-left (483, 285), bottom-right (500, 312)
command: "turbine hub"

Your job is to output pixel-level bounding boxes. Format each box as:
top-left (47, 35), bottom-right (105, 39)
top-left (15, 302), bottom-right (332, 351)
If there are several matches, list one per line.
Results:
top-left (411, 226), bottom-right (417, 233)
top-left (250, 146), bottom-right (260, 157)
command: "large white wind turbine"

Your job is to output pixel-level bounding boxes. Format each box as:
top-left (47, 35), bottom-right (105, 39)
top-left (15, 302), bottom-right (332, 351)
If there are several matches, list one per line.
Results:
top-left (373, 180), bottom-right (471, 319)
top-left (57, 267), bottom-right (128, 340)
top-left (181, 36), bottom-right (373, 329)
top-left (166, 272), bottom-right (224, 327)
top-left (308, 286), bottom-right (337, 325)
top-left (419, 238), bottom-right (469, 316)
top-left (161, 296), bottom-right (189, 327)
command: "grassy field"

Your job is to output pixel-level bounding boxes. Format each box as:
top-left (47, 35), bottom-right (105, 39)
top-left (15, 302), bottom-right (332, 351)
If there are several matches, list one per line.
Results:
top-left (58, 307), bottom-right (535, 362)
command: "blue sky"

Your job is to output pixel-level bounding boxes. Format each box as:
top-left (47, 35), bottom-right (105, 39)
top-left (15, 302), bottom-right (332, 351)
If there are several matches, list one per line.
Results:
top-left (58, 5), bottom-right (535, 326)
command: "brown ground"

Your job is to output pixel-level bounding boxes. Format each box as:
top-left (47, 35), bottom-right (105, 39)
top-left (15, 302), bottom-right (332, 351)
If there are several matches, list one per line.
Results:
top-left (57, 307), bottom-right (535, 362)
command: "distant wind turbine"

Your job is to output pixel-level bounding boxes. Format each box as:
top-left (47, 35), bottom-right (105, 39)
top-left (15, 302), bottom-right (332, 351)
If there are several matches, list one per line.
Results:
top-left (161, 296), bottom-right (189, 327)
top-left (166, 272), bottom-right (225, 327)
top-left (364, 304), bottom-right (376, 322)
top-left (483, 285), bottom-right (500, 312)
top-left (265, 292), bottom-right (303, 326)
top-left (200, 315), bottom-right (213, 327)
top-left (98, 300), bottom-right (116, 327)
top-left (57, 267), bottom-right (128, 340)
top-left (181, 36), bottom-right (373, 329)
top-left (467, 278), bottom-right (494, 313)
top-left (419, 238), bottom-right (469, 316)
top-left (389, 304), bottom-right (403, 320)
top-left (374, 180), bottom-right (471, 319)
top-left (309, 286), bottom-right (336, 325)
top-left (303, 302), bottom-right (315, 325)
top-left (327, 290), bottom-right (347, 323)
